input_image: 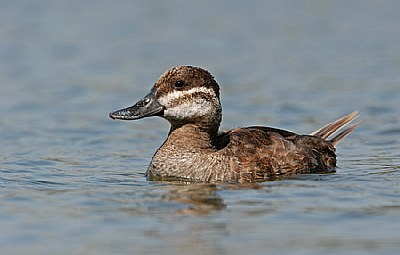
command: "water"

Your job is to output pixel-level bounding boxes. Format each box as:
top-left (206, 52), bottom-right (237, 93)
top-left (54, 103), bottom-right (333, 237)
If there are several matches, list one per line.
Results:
top-left (1, 1), bottom-right (400, 254)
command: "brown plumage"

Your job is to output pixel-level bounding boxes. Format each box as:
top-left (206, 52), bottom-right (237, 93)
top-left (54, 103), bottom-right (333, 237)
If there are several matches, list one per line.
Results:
top-left (110, 66), bottom-right (359, 183)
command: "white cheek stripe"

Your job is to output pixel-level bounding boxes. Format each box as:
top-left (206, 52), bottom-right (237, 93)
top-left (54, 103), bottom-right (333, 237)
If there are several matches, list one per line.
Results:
top-left (164, 98), bottom-right (213, 119)
top-left (158, 87), bottom-right (216, 106)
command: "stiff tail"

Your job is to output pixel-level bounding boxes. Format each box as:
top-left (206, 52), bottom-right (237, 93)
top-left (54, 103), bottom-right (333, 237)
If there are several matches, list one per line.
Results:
top-left (310, 111), bottom-right (360, 147)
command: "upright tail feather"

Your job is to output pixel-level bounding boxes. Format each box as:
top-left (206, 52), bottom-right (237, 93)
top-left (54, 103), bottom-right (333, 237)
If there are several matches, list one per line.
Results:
top-left (310, 111), bottom-right (360, 147)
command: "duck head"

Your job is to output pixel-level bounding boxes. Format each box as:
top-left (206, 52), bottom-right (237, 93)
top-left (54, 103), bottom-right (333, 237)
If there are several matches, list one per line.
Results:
top-left (109, 66), bottom-right (222, 133)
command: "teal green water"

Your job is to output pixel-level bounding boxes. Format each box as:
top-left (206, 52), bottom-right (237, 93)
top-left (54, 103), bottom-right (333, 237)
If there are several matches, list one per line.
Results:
top-left (1, 1), bottom-right (400, 254)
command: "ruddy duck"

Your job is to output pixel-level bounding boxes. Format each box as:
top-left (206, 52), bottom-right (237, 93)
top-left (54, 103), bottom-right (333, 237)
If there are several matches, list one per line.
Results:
top-left (110, 66), bottom-right (359, 183)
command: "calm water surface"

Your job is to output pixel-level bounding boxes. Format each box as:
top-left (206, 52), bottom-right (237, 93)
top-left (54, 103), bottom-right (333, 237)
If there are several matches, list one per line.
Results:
top-left (1, 1), bottom-right (400, 254)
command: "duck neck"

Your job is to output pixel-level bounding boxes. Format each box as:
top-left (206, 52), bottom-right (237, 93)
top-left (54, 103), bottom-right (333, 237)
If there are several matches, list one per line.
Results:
top-left (168, 124), bottom-right (218, 150)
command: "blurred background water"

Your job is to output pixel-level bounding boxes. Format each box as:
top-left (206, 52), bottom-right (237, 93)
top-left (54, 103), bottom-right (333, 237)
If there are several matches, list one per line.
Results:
top-left (1, 1), bottom-right (400, 254)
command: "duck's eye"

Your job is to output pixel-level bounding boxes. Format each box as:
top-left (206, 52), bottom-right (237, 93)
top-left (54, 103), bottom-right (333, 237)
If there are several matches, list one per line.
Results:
top-left (174, 80), bottom-right (185, 89)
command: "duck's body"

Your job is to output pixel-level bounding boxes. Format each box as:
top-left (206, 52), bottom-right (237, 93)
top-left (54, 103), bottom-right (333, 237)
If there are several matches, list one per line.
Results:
top-left (110, 66), bottom-right (359, 183)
